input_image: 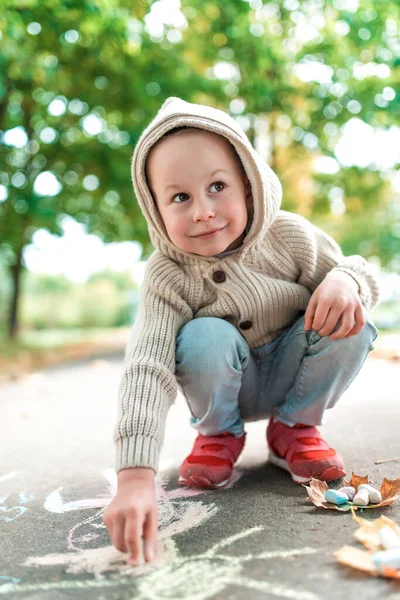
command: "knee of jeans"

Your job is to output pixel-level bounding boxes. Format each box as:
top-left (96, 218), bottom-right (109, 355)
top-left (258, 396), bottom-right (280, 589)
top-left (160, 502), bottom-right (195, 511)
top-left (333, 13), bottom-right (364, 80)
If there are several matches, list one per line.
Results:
top-left (333, 318), bottom-right (377, 354)
top-left (363, 318), bottom-right (379, 347)
top-left (176, 317), bottom-right (239, 372)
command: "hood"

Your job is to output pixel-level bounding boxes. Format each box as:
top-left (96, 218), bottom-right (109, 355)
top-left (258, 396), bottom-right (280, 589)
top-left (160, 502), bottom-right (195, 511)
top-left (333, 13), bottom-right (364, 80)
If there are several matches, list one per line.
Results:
top-left (131, 96), bottom-right (282, 265)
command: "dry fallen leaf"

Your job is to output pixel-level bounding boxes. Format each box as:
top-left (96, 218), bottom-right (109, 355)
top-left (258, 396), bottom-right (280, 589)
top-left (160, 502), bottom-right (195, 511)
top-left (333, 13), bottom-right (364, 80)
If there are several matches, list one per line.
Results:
top-left (351, 508), bottom-right (400, 552)
top-left (334, 509), bottom-right (400, 579)
top-left (344, 473), bottom-right (369, 490)
top-left (334, 545), bottom-right (378, 575)
top-left (303, 472), bottom-right (400, 511)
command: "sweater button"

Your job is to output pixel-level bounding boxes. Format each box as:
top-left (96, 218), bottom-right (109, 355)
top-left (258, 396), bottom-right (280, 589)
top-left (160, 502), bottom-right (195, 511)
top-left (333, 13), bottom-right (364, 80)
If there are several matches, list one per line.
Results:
top-left (213, 270), bottom-right (226, 283)
top-left (239, 320), bottom-right (252, 330)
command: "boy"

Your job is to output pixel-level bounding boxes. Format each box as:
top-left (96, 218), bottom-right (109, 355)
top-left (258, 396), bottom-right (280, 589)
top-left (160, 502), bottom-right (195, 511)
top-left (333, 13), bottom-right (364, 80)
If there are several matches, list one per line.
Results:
top-left (103, 97), bottom-right (379, 566)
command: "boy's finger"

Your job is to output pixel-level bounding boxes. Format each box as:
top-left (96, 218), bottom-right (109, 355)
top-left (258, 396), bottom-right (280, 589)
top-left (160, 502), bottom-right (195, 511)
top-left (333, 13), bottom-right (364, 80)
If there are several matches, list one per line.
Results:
top-left (102, 509), bottom-right (113, 538)
top-left (125, 515), bottom-right (145, 564)
top-left (310, 299), bottom-right (330, 332)
top-left (304, 311), bottom-right (313, 331)
top-left (346, 305), bottom-right (366, 337)
top-left (304, 296), bottom-right (317, 330)
top-left (142, 510), bottom-right (158, 562)
top-left (112, 513), bottom-right (126, 553)
top-left (318, 307), bottom-right (341, 337)
top-left (351, 304), bottom-right (366, 334)
top-left (104, 520), bottom-right (113, 541)
top-left (330, 311), bottom-right (353, 339)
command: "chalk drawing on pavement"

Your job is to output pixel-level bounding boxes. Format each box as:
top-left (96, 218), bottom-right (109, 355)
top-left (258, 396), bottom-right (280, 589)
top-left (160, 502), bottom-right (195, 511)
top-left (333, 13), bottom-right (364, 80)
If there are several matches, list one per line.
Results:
top-left (0, 473), bottom-right (35, 524)
top-left (6, 528), bottom-right (320, 600)
top-left (0, 506), bottom-right (27, 523)
top-left (0, 467), bottom-right (321, 600)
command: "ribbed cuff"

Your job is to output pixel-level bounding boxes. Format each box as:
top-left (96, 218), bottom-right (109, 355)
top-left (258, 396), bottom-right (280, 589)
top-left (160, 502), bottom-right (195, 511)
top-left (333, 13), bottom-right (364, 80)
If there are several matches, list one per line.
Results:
top-left (116, 435), bottom-right (160, 474)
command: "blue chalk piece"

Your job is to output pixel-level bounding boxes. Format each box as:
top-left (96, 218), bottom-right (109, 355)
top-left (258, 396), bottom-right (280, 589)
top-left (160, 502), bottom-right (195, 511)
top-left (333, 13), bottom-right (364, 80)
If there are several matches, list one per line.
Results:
top-left (324, 489), bottom-right (349, 505)
top-left (372, 548), bottom-right (400, 572)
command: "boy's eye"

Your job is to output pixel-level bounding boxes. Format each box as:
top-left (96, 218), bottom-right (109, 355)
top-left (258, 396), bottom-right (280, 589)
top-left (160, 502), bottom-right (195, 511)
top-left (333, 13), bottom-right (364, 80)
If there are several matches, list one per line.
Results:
top-left (172, 192), bottom-right (189, 203)
top-left (210, 181), bottom-right (225, 192)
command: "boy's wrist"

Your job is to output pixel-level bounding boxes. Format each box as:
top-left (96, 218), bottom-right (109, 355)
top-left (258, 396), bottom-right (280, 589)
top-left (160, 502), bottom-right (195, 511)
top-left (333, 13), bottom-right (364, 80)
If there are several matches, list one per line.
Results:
top-left (327, 270), bottom-right (360, 293)
top-left (117, 467), bottom-right (156, 484)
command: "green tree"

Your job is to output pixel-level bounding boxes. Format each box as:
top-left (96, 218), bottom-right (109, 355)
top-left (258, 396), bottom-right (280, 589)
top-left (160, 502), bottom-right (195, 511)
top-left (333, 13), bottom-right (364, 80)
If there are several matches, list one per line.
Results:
top-left (0, 0), bottom-right (204, 338)
top-left (2, 0), bottom-right (399, 340)
top-left (179, 0), bottom-right (400, 263)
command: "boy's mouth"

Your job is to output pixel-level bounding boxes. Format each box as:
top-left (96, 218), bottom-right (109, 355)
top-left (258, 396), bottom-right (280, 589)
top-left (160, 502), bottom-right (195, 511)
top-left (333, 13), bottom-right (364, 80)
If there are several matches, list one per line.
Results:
top-left (193, 226), bottom-right (226, 238)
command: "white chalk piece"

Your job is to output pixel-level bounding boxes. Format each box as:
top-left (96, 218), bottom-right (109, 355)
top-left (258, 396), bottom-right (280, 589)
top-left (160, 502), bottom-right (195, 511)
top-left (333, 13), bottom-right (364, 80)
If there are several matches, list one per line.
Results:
top-left (353, 488), bottom-right (370, 506)
top-left (324, 489), bottom-right (349, 505)
top-left (357, 484), bottom-right (382, 504)
top-left (338, 486), bottom-right (355, 501)
top-left (372, 548), bottom-right (400, 572)
top-left (378, 527), bottom-right (400, 550)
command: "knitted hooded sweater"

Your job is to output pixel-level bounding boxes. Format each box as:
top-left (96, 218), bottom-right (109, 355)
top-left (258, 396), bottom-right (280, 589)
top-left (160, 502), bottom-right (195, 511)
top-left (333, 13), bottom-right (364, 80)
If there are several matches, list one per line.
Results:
top-left (115, 96), bottom-right (379, 474)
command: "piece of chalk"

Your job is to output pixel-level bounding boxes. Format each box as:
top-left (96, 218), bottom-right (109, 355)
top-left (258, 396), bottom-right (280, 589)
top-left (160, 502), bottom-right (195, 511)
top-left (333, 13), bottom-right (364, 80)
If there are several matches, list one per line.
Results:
top-left (371, 548), bottom-right (400, 572)
top-left (357, 484), bottom-right (382, 504)
top-left (378, 527), bottom-right (400, 550)
top-left (353, 487), bottom-right (370, 506)
top-left (338, 486), bottom-right (355, 501)
top-left (324, 489), bottom-right (349, 505)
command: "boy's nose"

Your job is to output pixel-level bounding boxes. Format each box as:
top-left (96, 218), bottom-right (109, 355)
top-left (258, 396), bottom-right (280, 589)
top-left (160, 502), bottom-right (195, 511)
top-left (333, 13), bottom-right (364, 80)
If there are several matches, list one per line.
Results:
top-left (192, 196), bottom-right (216, 221)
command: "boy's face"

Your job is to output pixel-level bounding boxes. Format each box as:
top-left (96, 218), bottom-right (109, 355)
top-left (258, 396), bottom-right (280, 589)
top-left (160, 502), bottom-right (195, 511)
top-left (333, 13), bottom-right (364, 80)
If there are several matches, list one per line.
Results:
top-left (146, 130), bottom-right (252, 256)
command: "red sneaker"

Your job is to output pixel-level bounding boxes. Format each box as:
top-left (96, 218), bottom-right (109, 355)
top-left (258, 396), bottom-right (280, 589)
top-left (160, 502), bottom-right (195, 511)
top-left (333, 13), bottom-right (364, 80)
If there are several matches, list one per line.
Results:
top-left (267, 417), bottom-right (346, 484)
top-left (179, 432), bottom-right (246, 489)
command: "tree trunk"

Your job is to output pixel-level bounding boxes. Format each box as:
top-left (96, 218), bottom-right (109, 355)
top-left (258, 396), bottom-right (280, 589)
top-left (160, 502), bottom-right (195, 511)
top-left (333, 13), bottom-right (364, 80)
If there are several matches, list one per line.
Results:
top-left (6, 100), bottom-right (33, 340)
top-left (8, 248), bottom-right (23, 340)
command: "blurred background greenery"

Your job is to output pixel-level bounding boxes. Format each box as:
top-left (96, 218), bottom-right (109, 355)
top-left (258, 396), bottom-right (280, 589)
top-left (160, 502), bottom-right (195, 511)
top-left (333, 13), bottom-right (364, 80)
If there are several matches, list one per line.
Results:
top-left (1, 0), bottom-right (399, 371)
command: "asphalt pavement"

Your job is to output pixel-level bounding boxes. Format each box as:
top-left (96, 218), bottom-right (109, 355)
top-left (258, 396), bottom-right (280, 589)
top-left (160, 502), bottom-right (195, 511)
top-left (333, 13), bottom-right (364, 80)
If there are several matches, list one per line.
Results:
top-left (0, 353), bottom-right (399, 599)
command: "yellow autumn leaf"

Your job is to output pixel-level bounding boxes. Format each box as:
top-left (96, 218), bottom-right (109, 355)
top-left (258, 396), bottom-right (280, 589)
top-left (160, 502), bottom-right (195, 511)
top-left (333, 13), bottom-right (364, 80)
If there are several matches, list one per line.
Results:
top-left (334, 509), bottom-right (400, 579)
top-left (334, 545), bottom-right (377, 575)
top-left (351, 508), bottom-right (400, 552)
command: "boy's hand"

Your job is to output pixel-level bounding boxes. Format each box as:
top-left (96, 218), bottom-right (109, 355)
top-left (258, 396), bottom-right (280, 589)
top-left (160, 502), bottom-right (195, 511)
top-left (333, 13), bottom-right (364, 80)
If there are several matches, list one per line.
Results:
top-left (103, 467), bottom-right (158, 565)
top-left (304, 271), bottom-right (366, 340)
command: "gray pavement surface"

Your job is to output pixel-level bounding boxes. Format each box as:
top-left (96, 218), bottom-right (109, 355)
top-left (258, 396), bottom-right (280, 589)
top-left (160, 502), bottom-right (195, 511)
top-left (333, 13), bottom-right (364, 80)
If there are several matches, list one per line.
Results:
top-left (1, 354), bottom-right (400, 599)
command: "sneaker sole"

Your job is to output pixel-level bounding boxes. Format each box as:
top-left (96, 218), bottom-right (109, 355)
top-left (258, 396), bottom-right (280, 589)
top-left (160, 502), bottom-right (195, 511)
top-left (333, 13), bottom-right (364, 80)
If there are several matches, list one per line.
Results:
top-left (178, 475), bottom-right (229, 489)
top-left (268, 450), bottom-right (346, 484)
top-left (268, 451), bottom-right (311, 483)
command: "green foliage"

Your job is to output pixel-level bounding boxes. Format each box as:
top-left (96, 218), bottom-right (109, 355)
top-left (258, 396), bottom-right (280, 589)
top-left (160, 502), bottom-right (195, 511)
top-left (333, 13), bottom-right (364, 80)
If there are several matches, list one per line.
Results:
top-left (1, 0), bottom-right (399, 337)
top-left (13, 269), bottom-right (138, 330)
top-left (178, 0), bottom-right (400, 263)
top-left (0, 0), bottom-right (207, 267)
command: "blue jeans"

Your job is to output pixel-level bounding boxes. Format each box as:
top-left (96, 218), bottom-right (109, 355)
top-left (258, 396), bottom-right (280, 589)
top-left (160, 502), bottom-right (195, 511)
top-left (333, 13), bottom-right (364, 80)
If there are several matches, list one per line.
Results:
top-left (175, 315), bottom-right (378, 437)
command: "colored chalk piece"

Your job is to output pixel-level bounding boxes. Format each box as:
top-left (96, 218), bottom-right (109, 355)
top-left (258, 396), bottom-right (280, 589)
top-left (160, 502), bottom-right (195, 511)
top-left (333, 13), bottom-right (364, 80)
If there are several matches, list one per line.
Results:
top-left (324, 489), bottom-right (349, 505)
top-left (353, 488), bottom-right (370, 506)
top-left (358, 484), bottom-right (382, 504)
top-left (338, 486), bottom-right (355, 501)
top-left (372, 548), bottom-right (400, 572)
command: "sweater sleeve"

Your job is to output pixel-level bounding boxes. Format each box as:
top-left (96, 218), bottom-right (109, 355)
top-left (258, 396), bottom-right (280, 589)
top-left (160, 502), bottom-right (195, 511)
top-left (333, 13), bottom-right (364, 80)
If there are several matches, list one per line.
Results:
top-left (281, 213), bottom-right (380, 311)
top-left (114, 254), bottom-right (193, 474)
